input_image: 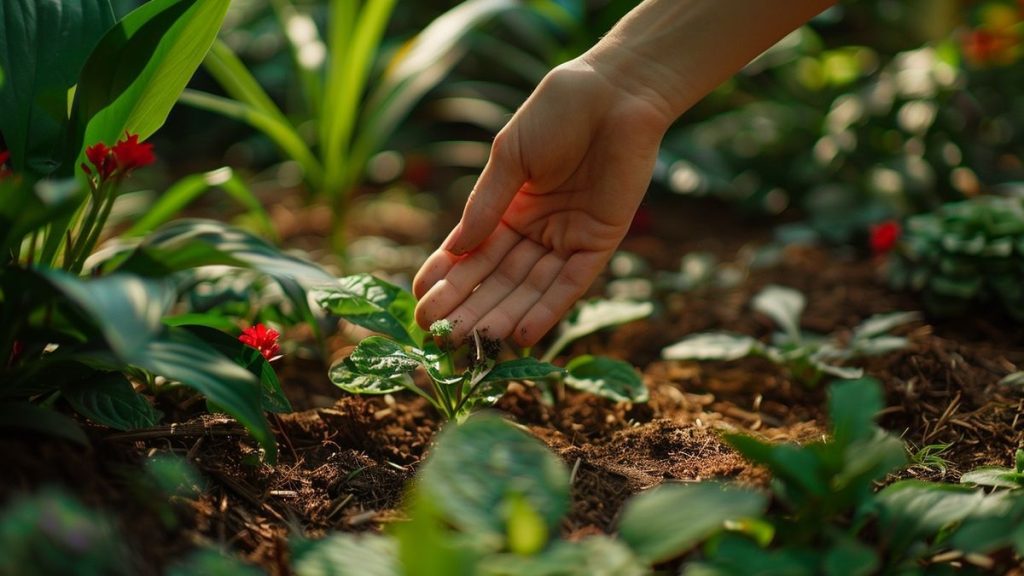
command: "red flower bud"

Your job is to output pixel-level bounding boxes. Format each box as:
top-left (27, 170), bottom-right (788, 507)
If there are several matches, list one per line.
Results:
top-left (869, 220), bottom-right (901, 255)
top-left (112, 133), bottom-right (155, 172)
top-left (239, 324), bottom-right (282, 361)
top-left (0, 150), bottom-right (10, 180)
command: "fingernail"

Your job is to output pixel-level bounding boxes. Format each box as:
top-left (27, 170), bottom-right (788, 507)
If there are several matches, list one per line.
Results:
top-left (442, 223), bottom-right (463, 254)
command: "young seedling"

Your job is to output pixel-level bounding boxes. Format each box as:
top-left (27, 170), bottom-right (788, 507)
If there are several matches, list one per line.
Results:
top-left (316, 276), bottom-right (654, 420)
top-left (316, 275), bottom-right (566, 422)
top-left (662, 285), bottom-right (920, 387)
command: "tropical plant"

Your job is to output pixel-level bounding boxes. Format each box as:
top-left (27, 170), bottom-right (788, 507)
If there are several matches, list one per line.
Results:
top-left (314, 275), bottom-right (650, 421)
top-left (662, 285), bottom-right (920, 387)
top-left (180, 0), bottom-right (524, 251)
top-left (961, 449), bottom-right (1024, 489)
top-left (887, 195), bottom-right (1024, 321)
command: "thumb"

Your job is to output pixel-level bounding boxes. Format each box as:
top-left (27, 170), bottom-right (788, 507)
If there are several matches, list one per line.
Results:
top-left (444, 130), bottom-right (526, 255)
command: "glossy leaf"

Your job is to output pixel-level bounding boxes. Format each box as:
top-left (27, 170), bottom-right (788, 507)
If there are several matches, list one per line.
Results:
top-left (61, 372), bottom-right (162, 430)
top-left (874, 481), bottom-right (985, 555)
top-left (108, 219), bottom-right (334, 286)
top-left (544, 299), bottom-right (653, 361)
top-left (564, 355), bottom-right (648, 403)
top-left (419, 415), bottom-right (570, 545)
top-left (348, 337), bottom-right (421, 377)
top-left (0, 0), bottom-right (114, 175)
top-left (479, 357), bottom-right (565, 385)
top-left (314, 274), bottom-right (425, 346)
top-left (0, 402), bottom-right (89, 446)
top-left (662, 332), bottom-right (762, 361)
top-left (960, 466), bottom-right (1024, 489)
top-left (71, 0), bottom-right (230, 170)
top-left (618, 482), bottom-right (767, 564)
top-left (751, 285), bottom-right (805, 343)
top-left (328, 358), bottom-right (410, 395)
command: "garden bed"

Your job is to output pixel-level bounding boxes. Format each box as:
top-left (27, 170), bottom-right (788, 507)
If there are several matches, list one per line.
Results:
top-left (6, 195), bottom-right (1023, 575)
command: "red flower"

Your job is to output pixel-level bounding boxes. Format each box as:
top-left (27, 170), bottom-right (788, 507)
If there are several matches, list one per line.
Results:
top-left (869, 220), bottom-right (901, 255)
top-left (82, 133), bottom-right (154, 182)
top-left (239, 324), bottom-right (281, 361)
top-left (112, 133), bottom-right (155, 172)
top-left (0, 150), bottom-right (10, 180)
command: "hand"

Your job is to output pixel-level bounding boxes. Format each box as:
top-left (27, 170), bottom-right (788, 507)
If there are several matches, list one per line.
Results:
top-left (413, 59), bottom-right (671, 347)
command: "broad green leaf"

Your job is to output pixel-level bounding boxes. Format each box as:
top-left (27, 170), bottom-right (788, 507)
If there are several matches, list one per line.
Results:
top-left (960, 467), bottom-right (1024, 489)
top-left (480, 536), bottom-right (647, 576)
top-left (0, 402), bottom-right (89, 446)
top-left (823, 537), bottom-right (878, 576)
top-left (828, 378), bottom-right (883, 447)
top-left (951, 493), bottom-right (1024, 554)
top-left (292, 533), bottom-right (399, 576)
top-left (61, 372), bottom-right (162, 430)
top-left (564, 355), bottom-right (648, 403)
top-left (874, 481), bottom-right (986, 556)
top-left (479, 357), bottom-right (565, 385)
top-left (182, 325), bottom-right (292, 414)
top-left (71, 0), bottom-right (230, 170)
top-left (328, 358), bottom-right (410, 395)
top-left (41, 270), bottom-right (175, 361)
top-left (751, 285), bottom-right (805, 343)
top-left (661, 332), bottom-right (762, 361)
top-left (682, 533), bottom-right (819, 576)
top-left (314, 274), bottom-right (425, 346)
top-left (395, 490), bottom-right (481, 576)
top-left (419, 415), bottom-right (570, 545)
top-left (618, 482), bottom-right (767, 564)
top-left (726, 435), bottom-right (829, 500)
top-left (167, 549), bottom-right (265, 576)
top-left (544, 299), bottom-right (653, 361)
top-left (505, 492), bottom-right (548, 556)
top-left (108, 219), bottom-right (334, 286)
top-left (0, 0), bottom-right (115, 175)
top-left (348, 337), bottom-right (421, 377)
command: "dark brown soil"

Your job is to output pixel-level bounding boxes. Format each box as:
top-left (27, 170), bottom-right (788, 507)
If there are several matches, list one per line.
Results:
top-left (3, 195), bottom-right (1023, 574)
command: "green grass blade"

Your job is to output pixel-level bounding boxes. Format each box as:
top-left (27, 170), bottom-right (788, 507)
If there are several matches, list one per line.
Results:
top-left (268, 0), bottom-right (324, 114)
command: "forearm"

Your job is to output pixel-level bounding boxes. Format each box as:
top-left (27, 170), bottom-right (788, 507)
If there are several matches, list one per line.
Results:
top-left (583, 0), bottom-right (836, 126)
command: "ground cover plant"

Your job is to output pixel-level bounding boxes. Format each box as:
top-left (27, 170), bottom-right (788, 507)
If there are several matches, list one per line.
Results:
top-left (3, 1), bottom-right (1024, 574)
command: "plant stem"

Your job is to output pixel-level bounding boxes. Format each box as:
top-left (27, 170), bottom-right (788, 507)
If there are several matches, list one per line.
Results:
top-left (70, 192), bottom-right (115, 273)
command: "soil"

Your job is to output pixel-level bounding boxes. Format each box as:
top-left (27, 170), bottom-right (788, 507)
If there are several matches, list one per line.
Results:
top-left (4, 194), bottom-right (1024, 574)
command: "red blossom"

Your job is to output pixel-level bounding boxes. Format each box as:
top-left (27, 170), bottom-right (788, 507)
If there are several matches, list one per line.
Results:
top-left (112, 133), bottom-right (155, 171)
top-left (869, 220), bottom-right (901, 255)
top-left (239, 324), bottom-right (281, 361)
top-left (0, 150), bottom-right (10, 180)
top-left (82, 133), bottom-right (154, 182)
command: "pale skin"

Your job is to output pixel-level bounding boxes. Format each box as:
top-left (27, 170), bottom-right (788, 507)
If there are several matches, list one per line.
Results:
top-left (414, 0), bottom-right (837, 346)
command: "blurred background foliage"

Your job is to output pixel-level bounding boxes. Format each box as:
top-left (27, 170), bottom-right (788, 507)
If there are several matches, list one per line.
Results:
top-left (130, 0), bottom-right (1022, 249)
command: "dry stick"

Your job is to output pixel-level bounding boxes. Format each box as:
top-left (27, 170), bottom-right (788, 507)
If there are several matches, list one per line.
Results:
top-left (271, 412), bottom-right (300, 463)
top-left (203, 466), bottom-right (291, 525)
top-left (105, 419), bottom-right (246, 441)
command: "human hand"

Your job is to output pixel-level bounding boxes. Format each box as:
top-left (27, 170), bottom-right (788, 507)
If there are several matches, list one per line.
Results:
top-left (413, 59), bottom-right (672, 346)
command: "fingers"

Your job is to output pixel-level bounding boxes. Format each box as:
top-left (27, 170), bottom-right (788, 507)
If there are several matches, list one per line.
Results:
top-left (413, 224), bottom-right (521, 329)
top-left (445, 129), bottom-right (527, 255)
top-left (512, 251), bottom-right (609, 347)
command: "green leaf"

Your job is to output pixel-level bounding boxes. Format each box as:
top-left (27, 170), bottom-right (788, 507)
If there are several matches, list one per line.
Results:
top-left (0, 0), bottom-right (115, 175)
top-left (480, 536), bottom-right (647, 576)
top-left (0, 178), bottom-right (84, 258)
top-left (0, 402), bottom-right (89, 446)
top-left (419, 415), bottom-right (570, 546)
top-left (71, 0), bottom-right (230, 170)
top-left (167, 549), bottom-right (264, 576)
top-left (661, 332), bottom-right (762, 361)
top-left (850, 310), bottom-right (920, 341)
top-left (726, 435), bottom-right (829, 500)
top-left (874, 481), bottom-right (986, 556)
top-left (181, 325), bottom-right (291, 414)
top-left (61, 372), bottom-right (162, 430)
top-left (348, 337), bottom-right (421, 377)
top-left (292, 533), bottom-right (399, 576)
top-left (313, 274), bottom-right (425, 347)
top-left (828, 378), bottom-right (883, 447)
top-left (505, 492), bottom-right (548, 556)
top-left (618, 482), bottom-right (767, 564)
top-left (823, 537), bottom-right (878, 576)
top-left (544, 299), bottom-right (653, 361)
top-left (479, 357), bottom-right (565, 385)
top-left (109, 219), bottom-right (335, 286)
top-left (960, 466), bottom-right (1024, 489)
top-left (751, 285), bottom-right (805, 343)
top-left (328, 358), bottom-right (410, 395)
top-left (395, 490), bottom-right (481, 576)
top-left (564, 355), bottom-right (648, 403)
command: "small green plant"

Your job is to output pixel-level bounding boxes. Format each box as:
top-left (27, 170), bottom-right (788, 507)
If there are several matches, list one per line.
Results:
top-left (662, 284), bottom-right (920, 387)
top-left (906, 441), bottom-right (954, 475)
top-left (314, 275), bottom-right (651, 421)
top-left (961, 449), bottom-right (1024, 489)
top-left (887, 195), bottom-right (1024, 320)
